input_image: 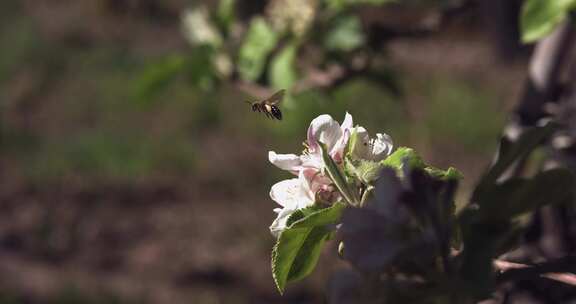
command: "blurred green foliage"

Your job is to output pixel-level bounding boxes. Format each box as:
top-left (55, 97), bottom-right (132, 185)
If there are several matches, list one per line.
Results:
top-left (422, 75), bottom-right (504, 153)
top-left (520, 0), bottom-right (576, 43)
top-left (0, 0), bottom-right (504, 186)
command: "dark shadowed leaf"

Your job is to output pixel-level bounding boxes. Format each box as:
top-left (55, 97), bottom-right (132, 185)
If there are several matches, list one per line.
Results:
top-left (475, 168), bottom-right (574, 221)
top-left (363, 167), bottom-right (407, 222)
top-left (340, 208), bottom-right (406, 272)
top-left (473, 123), bottom-right (557, 202)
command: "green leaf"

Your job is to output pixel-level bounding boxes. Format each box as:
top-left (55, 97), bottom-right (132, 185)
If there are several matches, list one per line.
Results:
top-left (290, 202), bottom-right (346, 229)
top-left (459, 168), bottom-right (574, 296)
top-left (215, 0), bottom-right (235, 34)
top-left (319, 142), bottom-right (359, 205)
top-left (272, 204), bottom-right (346, 293)
top-left (269, 43), bottom-right (299, 91)
top-left (458, 218), bottom-right (509, 298)
top-left (132, 55), bottom-right (186, 102)
top-left (272, 226), bottom-right (331, 294)
top-left (323, 14), bottom-right (365, 52)
top-left (285, 205), bottom-right (324, 227)
top-left (425, 166), bottom-right (463, 181)
top-left (345, 159), bottom-right (383, 184)
top-left (185, 46), bottom-right (217, 90)
top-left (473, 123), bottom-right (557, 201)
top-left (520, 0), bottom-right (576, 43)
top-left (381, 147), bottom-right (426, 172)
top-left (345, 127), bottom-right (359, 159)
top-left (324, 0), bottom-right (396, 11)
top-left (478, 168), bottom-right (574, 220)
top-left (238, 17), bottom-right (278, 82)
top-left (508, 168), bottom-right (574, 215)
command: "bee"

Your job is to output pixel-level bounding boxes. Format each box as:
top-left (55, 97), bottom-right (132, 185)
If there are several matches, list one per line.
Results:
top-left (245, 89), bottom-right (284, 120)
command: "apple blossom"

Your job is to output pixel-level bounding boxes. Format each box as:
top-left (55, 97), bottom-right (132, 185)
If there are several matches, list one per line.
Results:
top-left (267, 112), bottom-right (396, 236)
top-left (268, 112), bottom-right (354, 174)
top-left (269, 168), bottom-right (337, 236)
top-left (350, 127), bottom-right (394, 162)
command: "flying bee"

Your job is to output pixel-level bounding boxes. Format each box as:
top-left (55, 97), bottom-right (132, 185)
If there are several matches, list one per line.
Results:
top-left (245, 89), bottom-right (284, 120)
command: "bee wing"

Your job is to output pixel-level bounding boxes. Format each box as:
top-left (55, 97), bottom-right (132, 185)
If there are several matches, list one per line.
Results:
top-left (265, 89), bottom-right (285, 105)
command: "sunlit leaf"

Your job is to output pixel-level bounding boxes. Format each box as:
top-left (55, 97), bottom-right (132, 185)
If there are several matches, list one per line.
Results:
top-left (381, 147), bottom-right (425, 172)
top-left (269, 42), bottom-right (299, 91)
top-left (520, 0), bottom-right (576, 43)
top-left (290, 202), bottom-right (346, 229)
top-left (215, 0), bottom-right (235, 34)
top-left (238, 17), bottom-right (278, 82)
top-left (272, 203), bottom-right (345, 293)
top-left (323, 14), bottom-right (365, 52)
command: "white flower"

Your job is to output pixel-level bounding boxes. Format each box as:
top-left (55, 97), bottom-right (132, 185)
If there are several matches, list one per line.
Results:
top-left (268, 112), bottom-right (354, 175)
top-left (351, 127), bottom-right (393, 162)
top-left (269, 168), bottom-right (334, 236)
top-left (181, 7), bottom-right (223, 47)
top-left (307, 112), bottom-right (353, 163)
top-left (267, 112), bottom-right (395, 236)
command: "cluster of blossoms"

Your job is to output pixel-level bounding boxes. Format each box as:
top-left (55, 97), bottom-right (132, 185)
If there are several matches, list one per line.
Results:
top-left (267, 113), bottom-right (393, 236)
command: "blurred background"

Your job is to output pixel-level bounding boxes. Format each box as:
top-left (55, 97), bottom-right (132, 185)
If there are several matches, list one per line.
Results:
top-left (0, 0), bottom-right (530, 303)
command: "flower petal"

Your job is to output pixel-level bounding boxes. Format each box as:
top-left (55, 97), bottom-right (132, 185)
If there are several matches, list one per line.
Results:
top-left (307, 114), bottom-right (342, 153)
top-left (351, 128), bottom-right (394, 161)
top-left (351, 126), bottom-right (371, 159)
top-left (300, 167), bottom-right (331, 197)
top-left (340, 112), bottom-right (353, 131)
top-left (268, 151), bottom-right (302, 174)
top-left (270, 207), bottom-right (295, 237)
top-left (270, 178), bottom-right (303, 209)
top-left (369, 133), bottom-right (394, 161)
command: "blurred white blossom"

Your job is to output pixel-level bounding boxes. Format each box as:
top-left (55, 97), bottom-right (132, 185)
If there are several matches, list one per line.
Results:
top-left (181, 7), bottom-right (222, 47)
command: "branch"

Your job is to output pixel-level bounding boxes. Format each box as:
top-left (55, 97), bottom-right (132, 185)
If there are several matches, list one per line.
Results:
top-left (494, 257), bottom-right (576, 286)
top-left (233, 64), bottom-right (354, 99)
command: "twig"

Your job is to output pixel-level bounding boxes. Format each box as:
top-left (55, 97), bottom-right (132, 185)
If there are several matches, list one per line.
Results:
top-left (233, 64), bottom-right (348, 99)
top-left (494, 257), bottom-right (576, 286)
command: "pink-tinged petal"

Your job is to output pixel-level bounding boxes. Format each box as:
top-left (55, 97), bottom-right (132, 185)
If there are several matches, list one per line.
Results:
top-left (307, 114), bottom-right (342, 153)
top-left (297, 169), bottom-right (319, 206)
top-left (340, 112), bottom-right (353, 131)
top-left (268, 151), bottom-right (302, 174)
top-left (307, 123), bottom-right (318, 153)
top-left (331, 128), bottom-right (350, 163)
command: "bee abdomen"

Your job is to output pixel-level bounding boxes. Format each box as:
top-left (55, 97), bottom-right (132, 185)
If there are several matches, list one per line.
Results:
top-left (270, 105), bottom-right (282, 120)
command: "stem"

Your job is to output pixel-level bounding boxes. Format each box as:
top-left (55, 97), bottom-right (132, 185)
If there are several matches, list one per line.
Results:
top-left (494, 257), bottom-right (576, 286)
top-left (319, 142), bottom-right (359, 206)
